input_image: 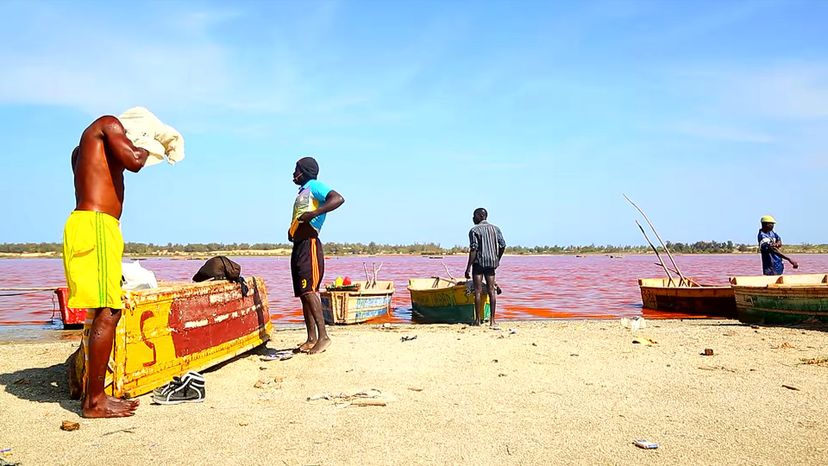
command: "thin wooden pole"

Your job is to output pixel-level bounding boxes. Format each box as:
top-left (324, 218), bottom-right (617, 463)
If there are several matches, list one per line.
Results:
top-left (372, 263), bottom-right (383, 288)
top-left (636, 220), bottom-right (675, 285)
top-left (624, 194), bottom-right (688, 286)
top-left (442, 262), bottom-right (455, 281)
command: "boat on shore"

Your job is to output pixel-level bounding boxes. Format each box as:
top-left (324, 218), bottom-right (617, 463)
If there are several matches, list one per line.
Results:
top-left (321, 280), bottom-right (395, 324)
top-left (638, 277), bottom-right (736, 317)
top-left (68, 277), bottom-right (272, 399)
top-left (408, 277), bottom-right (489, 324)
top-left (729, 273), bottom-right (828, 325)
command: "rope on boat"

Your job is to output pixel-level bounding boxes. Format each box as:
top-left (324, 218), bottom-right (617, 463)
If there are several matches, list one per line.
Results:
top-left (0, 287), bottom-right (59, 291)
top-left (0, 287), bottom-right (60, 297)
top-left (0, 287), bottom-right (61, 321)
top-left (0, 291), bottom-right (53, 297)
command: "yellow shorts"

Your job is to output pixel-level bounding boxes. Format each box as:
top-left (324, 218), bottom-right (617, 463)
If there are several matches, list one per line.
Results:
top-left (62, 210), bottom-right (124, 310)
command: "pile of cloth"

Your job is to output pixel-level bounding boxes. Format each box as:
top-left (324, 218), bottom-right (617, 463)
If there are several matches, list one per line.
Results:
top-left (118, 107), bottom-right (185, 166)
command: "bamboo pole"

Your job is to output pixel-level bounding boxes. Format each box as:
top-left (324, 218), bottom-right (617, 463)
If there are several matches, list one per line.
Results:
top-left (624, 194), bottom-right (688, 286)
top-left (442, 262), bottom-right (455, 281)
top-left (372, 263), bottom-right (383, 288)
top-left (636, 220), bottom-right (675, 285)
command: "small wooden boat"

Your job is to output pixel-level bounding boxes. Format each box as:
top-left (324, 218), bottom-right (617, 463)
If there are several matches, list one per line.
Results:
top-left (321, 280), bottom-right (395, 324)
top-left (408, 277), bottom-right (490, 324)
top-left (69, 277), bottom-right (272, 398)
top-left (729, 273), bottom-right (828, 325)
top-left (638, 277), bottom-right (736, 317)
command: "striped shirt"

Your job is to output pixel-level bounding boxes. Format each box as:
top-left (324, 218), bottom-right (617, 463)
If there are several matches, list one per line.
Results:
top-left (469, 221), bottom-right (506, 268)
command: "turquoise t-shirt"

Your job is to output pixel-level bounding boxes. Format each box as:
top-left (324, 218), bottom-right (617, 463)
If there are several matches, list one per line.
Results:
top-left (290, 179), bottom-right (332, 236)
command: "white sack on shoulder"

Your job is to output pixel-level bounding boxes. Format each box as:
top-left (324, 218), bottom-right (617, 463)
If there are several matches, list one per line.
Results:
top-left (118, 107), bottom-right (185, 167)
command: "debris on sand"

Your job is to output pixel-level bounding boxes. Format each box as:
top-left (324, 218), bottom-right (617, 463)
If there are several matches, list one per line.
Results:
top-left (307, 389), bottom-right (389, 407)
top-left (60, 421), bottom-right (80, 431)
top-left (260, 350), bottom-right (294, 362)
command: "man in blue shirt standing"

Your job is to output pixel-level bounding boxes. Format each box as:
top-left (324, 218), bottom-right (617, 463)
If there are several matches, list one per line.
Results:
top-left (289, 157), bottom-right (344, 354)
top-left (758, 215), bottom-right (798, 276)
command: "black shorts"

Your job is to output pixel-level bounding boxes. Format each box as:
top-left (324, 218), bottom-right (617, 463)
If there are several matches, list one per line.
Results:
top-left (291, 237), bottom-right (324, 297)
top-left (472, 264), bottom-right (496, 276)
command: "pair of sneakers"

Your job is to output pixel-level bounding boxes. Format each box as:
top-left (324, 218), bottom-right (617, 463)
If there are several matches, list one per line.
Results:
top-left (152, 371), bottom-right (205, 405)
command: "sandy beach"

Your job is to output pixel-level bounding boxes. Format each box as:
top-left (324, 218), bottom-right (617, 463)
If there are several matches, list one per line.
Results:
top-left (1, 320), bottom-right (826, 465)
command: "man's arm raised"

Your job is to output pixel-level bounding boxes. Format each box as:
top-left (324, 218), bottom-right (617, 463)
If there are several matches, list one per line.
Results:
top-left (100, 116), bottom-right (150, 172)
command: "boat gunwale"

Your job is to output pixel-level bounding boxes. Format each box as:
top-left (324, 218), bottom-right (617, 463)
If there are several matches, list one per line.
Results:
top-left (321, 280), bottom-right (396, 298)
top-left (729, 273), bottom-right (828, 289)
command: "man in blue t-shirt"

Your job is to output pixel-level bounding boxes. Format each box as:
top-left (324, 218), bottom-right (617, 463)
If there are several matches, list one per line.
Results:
top-left (288, 157), bottom-right (344, 354)
top-left (758, 215), bottom-right (798, 276)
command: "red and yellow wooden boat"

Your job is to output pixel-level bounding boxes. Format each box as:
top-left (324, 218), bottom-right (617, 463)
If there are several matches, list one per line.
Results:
top-left (69, 277), bottom-right (271, 398)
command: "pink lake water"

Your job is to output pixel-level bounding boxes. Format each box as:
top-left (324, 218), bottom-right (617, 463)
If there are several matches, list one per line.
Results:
top-left (1, 254), bottom-right (826, 328)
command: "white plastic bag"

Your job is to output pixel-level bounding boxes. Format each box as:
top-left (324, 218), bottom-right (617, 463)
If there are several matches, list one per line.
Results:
top-left (122, 260), bottom-right (158, 290)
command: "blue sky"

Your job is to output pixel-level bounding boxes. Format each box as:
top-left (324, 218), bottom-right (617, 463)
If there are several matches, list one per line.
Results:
top-left (0, 0), bottom-right (826, 247)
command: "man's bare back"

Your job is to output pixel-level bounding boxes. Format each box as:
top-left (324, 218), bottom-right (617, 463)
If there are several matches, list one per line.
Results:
top-left (73, 116), bottom-right (150, 219)
top-left (68, 115), bottom-right (149, 418)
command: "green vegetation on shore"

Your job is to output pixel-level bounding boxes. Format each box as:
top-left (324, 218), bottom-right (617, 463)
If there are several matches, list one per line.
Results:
top-left (2, 240), bottom-right (828, 257)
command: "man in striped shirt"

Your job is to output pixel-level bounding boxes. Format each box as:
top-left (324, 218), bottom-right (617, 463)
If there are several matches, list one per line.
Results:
top-left (464, 208), bottom-right (506, 326)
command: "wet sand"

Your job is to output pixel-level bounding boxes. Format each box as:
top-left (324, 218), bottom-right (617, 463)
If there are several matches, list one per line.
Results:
top-left (1, 320), bottom-right (826, 465)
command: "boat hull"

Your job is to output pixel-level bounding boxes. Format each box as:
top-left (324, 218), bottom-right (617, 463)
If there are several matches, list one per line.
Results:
top-left (730, 274), bottom-right (828, 325)
top-left (408, 278), bottom-right (490, 324)
top-left (638, 278), bottom-right (736, 317)
top-left (321, 280), bottom-right (395, 324)
top-left (70, 277), bottom-right (271, 398)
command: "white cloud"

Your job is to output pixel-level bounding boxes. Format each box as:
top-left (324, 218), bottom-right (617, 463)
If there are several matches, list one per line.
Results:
top-left (674, 64), bottom-right (828, 120)
top-left (0, 6), bottom-right (234, 117)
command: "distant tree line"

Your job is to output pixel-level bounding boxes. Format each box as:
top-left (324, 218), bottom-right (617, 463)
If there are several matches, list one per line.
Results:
top-left (2, 241), bottom-right (828, 255)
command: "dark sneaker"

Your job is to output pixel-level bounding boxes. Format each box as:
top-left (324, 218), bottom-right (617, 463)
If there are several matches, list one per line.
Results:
top-left (152, 371), bottom-right (205, 405)
top-left (152, 371), bottom-right (204, 397)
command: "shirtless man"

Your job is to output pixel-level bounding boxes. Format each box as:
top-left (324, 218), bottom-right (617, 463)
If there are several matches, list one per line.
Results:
top-left (64, 116), bottom-right (150, 417)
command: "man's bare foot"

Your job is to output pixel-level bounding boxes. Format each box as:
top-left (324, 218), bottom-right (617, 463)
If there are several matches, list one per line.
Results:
top-left (82, 395), bottom-right (139, 418)
top-left (308, 337), bottom-right (331, 354)
top-left (297, 340), bottom-right (316, 353)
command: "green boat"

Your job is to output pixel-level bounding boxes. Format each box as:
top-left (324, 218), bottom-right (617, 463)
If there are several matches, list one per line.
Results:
top-left (730, 273), bottom-right (828, 325)
top-left (408, 277), bottom-right (490, 324)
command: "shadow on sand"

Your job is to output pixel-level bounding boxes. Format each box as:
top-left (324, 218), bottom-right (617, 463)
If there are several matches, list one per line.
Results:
top-left (0, 359), bottom-right (79, 415)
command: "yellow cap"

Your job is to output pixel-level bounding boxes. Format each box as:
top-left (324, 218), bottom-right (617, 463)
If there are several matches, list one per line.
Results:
top-left (760, 215), bottom-right (776, 224)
